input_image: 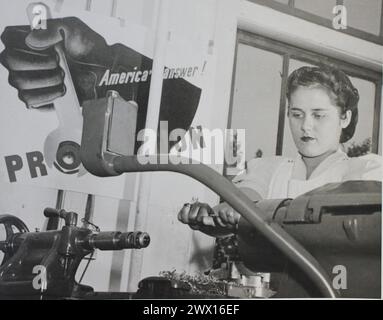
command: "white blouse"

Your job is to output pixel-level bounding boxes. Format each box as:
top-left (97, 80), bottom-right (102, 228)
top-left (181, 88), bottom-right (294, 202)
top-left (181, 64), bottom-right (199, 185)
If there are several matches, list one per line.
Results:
top-left (232, 149), bottom-right (382, 199)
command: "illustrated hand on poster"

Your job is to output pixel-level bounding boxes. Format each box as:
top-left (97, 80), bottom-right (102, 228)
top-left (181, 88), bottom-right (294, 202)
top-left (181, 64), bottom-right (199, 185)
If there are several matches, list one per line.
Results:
top-left (1, 17), bottom-right (109, 108)
top-left (0, 5), bottom-right (202, 194)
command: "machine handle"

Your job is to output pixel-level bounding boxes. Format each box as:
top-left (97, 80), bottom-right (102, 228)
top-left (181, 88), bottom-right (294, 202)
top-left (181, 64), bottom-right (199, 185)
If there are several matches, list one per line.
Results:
top-left (44, 207), bottom-right (62, 218)
top-left (44, 208), bottom-right (78, 226)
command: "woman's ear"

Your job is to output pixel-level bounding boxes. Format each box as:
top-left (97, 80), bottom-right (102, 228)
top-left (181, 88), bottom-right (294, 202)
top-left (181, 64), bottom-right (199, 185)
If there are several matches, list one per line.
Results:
top-left (341, 110), bottom-right (352, 129)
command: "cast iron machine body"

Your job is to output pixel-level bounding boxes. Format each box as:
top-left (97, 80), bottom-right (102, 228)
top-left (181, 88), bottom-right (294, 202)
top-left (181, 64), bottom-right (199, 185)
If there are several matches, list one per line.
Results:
top-left (0, 208), bottom-right (150, 299)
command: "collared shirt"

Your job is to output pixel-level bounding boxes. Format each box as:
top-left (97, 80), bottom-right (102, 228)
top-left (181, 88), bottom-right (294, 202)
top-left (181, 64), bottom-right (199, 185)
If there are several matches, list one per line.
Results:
top-left (232, 149), bottom-right (382, 199)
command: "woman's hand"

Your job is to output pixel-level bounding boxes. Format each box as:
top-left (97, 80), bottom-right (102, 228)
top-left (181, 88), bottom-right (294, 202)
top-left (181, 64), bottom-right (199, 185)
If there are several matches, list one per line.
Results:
top-left (177, 201), bottom-right (241, 238)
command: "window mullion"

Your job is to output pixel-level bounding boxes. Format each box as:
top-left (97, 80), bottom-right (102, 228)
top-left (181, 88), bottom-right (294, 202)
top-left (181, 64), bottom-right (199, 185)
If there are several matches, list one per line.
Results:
top-left (372, 79), bottom-right (382, 154)
top-left (276, 54), bottom-right (290, 156)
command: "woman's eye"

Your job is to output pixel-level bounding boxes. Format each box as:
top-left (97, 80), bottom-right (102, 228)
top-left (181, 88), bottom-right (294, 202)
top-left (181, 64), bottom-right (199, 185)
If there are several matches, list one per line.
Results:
top-left (291, 113), bottom-right (304, 118)
top-left (313, 113), bottom-right (326, 119)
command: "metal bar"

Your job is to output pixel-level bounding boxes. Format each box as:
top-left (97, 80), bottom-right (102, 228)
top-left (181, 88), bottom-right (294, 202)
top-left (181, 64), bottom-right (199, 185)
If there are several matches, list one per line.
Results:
top-left (82, 194), bottom-right (95, 228)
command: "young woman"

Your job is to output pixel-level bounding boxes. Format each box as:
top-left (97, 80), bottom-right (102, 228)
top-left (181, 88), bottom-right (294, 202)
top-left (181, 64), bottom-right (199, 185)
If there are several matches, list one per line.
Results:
top-left (178, 66), bottom-right (382, 237)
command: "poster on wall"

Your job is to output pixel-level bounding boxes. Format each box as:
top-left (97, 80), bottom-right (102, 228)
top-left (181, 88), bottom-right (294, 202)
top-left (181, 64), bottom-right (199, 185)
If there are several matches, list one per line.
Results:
top-left (0, 0), bottom-right (205, 198)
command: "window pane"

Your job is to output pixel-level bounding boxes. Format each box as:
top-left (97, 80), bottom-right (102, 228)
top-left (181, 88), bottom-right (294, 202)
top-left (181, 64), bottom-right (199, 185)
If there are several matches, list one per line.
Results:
top-left (230, 44), bottom-right (283, 160)
top-left (282, 59), bottom-right (316, 158)
top-left (344, 0), bottom-right (382, 35)
top-left (343, 77), bottom-right (376, 155)
top-left (294, 0), bottom-right (337, 20)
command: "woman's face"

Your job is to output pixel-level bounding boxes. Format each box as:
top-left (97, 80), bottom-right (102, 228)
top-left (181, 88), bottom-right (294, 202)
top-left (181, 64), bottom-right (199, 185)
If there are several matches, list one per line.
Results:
top-left (288, 86), bottom-right (351, 158)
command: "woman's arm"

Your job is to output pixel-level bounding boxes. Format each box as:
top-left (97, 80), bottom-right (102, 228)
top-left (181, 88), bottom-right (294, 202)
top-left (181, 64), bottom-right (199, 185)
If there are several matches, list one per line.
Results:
top-left (239, 187), bottom-right (263, 202)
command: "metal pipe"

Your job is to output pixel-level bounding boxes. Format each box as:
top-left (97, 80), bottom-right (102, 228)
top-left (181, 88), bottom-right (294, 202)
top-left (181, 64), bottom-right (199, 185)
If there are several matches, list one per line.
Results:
top-left (113, 155), bottom-right (338, 298)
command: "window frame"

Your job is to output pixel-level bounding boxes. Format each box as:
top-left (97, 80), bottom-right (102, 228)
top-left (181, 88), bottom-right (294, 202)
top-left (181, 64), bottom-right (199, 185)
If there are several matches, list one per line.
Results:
top-left (249, 0), bottom-right (383, 45)
top-left (227, 30), bottom-right (382, 158)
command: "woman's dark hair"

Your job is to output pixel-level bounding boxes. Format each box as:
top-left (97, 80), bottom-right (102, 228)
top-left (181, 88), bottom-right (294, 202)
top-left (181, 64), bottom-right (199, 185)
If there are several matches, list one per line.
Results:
top-left (286, 66), bottom-right (359, 143)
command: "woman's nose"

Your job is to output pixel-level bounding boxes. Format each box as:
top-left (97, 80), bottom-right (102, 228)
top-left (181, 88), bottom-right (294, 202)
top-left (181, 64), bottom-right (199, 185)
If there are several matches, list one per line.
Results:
top-left (301, 115), bottom-right (314, 132)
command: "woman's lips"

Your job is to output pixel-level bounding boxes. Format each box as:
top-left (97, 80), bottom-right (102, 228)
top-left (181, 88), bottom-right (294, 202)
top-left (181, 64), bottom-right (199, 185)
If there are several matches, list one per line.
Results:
top-left (301, 136), bottom-right (315, 142)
